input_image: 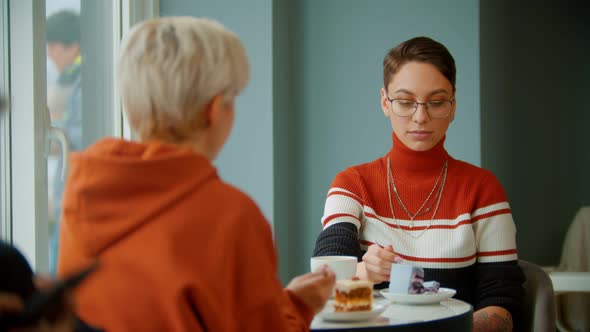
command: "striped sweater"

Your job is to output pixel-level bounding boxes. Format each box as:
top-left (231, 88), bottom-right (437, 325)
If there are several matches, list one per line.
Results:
top-left (313, 133), bottom-right (524, 322)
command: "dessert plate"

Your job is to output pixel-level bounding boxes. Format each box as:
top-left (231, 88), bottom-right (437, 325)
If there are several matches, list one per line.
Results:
top-left (316, 301), bottom-right (387, 322)
top-left (379, 287), bottom-right (456, 305)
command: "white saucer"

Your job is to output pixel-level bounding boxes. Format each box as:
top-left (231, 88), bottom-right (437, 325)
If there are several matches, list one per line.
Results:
top-left (316, 301), bottom-right (387, 322)
top-left (379, 287), bottom-right (456, 305)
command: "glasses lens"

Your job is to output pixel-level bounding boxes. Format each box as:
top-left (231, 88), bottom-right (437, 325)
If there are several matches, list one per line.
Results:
top-left (427, 101), bottom-right (452, 118)
top-left (391, 99), bottom-right (416, 116)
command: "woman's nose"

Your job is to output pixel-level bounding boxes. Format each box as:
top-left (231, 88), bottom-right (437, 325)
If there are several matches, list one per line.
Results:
top-left (412, 104), bottom-right (430, 124)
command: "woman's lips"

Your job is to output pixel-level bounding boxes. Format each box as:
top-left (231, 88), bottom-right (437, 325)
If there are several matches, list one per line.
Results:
top-left (408, 130), bottom-right (433, 140)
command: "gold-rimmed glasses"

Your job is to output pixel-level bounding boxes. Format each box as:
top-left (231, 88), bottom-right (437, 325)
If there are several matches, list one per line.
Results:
top-left (386, 97), bottom-right (454, 119)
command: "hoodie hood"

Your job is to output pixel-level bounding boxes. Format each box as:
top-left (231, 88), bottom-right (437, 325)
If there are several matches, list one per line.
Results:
top-left (62, 138), bottom-right (217, 257)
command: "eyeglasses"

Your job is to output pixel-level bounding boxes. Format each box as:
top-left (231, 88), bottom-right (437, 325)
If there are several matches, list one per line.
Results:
top-left (386, 97), bottom-right (454, 119)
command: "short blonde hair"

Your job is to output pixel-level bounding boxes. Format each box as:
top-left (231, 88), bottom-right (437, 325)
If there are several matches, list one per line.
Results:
top-left (118, 17), bottom-right (250, 142)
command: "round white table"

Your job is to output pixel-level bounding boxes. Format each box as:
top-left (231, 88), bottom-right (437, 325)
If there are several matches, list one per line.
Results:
top-left (311, 297), bottom-right (473, 331)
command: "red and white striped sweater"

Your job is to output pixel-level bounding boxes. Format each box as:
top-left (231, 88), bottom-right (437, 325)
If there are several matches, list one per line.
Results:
top-left (313, 133), bottom-right (524, 322)
top-left (321, 133), bottom-right (517, 269)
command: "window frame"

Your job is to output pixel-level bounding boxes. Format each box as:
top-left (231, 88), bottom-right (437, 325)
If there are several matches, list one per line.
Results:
top-left (0, 0), bottom-right (11, 242)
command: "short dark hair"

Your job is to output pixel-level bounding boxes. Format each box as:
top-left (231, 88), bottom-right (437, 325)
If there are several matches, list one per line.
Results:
top-left (383, 36), bottom-right (456, 93)
top-left (46, 10), bottom-right (80, 45)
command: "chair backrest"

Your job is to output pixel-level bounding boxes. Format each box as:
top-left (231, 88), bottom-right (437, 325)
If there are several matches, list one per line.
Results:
top-left (519, 259), bottom-right (556, 332)
top-left (555, 206), bottom-right (590, 331)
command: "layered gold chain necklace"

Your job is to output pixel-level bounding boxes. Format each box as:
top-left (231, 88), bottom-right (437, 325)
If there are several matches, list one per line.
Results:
top-left (386, 157), bottom-right (448, 239)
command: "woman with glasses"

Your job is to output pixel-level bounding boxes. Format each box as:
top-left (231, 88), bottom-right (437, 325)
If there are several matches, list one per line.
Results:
top-left (313, 37), bottom-right (524, 331)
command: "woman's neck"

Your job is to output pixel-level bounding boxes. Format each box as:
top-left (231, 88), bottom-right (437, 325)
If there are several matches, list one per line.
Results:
top-left (388, 132), bottom-right (448, 174)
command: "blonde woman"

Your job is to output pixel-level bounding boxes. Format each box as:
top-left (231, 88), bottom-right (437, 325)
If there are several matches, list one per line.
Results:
top-left (58, 17), bottom-right (334, 331)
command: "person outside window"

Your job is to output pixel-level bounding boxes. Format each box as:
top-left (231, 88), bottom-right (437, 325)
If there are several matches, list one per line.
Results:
top-left (45, 9), bottom-right (82, 275)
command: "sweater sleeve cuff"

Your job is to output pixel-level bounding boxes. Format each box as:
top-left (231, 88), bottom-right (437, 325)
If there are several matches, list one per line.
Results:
top-left (284, 289), bottom-right (315, 324)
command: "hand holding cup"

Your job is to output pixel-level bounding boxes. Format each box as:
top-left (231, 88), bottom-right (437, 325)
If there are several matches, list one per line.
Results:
top-left (286, 265), bottom-right (336, 314)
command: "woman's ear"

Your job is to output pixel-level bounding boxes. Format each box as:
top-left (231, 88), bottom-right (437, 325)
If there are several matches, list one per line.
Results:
top-left (203, 95), bottom-right (224, 127)
top-left (380, 87), bottom-right (390, 117)
top-left (449, 98), bottom-right (456, 122)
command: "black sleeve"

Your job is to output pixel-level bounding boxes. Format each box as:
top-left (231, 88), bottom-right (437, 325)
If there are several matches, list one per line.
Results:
top-left (312, 223), bottom-right (363, 260)
top-left (475, 260), bottom-right (525, 328)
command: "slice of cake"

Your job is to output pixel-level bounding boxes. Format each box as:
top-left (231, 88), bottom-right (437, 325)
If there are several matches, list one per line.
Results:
top-left (333, 279), bottom-right (373, 312)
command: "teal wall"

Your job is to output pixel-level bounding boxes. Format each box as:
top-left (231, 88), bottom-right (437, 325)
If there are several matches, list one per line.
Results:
top-left (480, 0), bottom-right (590, 266)
top-left (272, 0), bottom-right (299, 283)
top-left (161, 0), bottom-right (275, 222)
top-left (161, 0), bottom-right (482, 282)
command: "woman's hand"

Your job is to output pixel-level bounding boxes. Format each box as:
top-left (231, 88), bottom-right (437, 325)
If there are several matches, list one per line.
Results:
top-left (286, 265), bottom-right (336, 314)
top-left (356, 244), bottom-right (400, 283)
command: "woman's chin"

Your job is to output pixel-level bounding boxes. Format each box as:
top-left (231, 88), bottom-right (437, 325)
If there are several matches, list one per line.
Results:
top-left (406, 141), bottom-right (435, 152)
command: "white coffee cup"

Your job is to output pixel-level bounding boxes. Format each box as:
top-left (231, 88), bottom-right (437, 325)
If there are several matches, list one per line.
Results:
top-left (310, 256), bottom-right (357, 280)
top-left (389, 263), bottom-right (425, 294)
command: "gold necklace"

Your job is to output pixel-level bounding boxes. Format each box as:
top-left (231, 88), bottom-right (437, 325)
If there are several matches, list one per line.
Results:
top-left (386, 157), bottom-right (448, 239)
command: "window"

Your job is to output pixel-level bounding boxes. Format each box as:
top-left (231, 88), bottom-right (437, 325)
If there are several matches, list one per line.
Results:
top-left (6, 0), bottom-right (157, 273)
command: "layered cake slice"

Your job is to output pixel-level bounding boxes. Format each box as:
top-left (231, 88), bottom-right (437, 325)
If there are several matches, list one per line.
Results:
top-left (333, 279), bottom-right (373, 312)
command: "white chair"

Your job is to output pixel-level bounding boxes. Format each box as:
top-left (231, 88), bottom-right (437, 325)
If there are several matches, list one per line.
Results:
top-left (550, 206), bottom-right (590, 332)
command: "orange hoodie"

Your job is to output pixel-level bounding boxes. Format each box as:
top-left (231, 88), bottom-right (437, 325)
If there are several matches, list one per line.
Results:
top-left (57, 138), bottom-right (314, 331)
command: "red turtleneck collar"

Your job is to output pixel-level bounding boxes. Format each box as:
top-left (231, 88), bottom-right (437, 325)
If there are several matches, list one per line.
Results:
top-left (387, 132), bottom-right (449, 173)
